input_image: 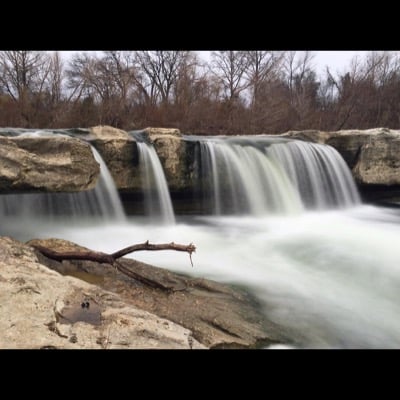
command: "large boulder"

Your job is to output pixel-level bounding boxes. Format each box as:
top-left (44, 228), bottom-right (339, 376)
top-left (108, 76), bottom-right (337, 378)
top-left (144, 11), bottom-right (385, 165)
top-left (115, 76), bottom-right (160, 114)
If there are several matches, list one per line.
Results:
top-left (0, 236), bottom-right (204, 349)
top-left (89, 125), bottom-right (141, 192)
top-left (325, 129), bottom-right (400, 171)
top-left (0, 135), bottom-right (99, 193)
top-left (144, 128), bottom-right (194, 193)
top-left (281, 128), bottom-right (400, 186)
top-left (352, 136), bottom-right (400, 185)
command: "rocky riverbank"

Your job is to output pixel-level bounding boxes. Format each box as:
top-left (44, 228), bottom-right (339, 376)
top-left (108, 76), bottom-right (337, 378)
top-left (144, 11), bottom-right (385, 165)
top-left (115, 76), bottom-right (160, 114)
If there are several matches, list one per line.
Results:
top-left (0, 236), bottom-right (286, 349)
top-left (1, 126), bottom-right (400, 200)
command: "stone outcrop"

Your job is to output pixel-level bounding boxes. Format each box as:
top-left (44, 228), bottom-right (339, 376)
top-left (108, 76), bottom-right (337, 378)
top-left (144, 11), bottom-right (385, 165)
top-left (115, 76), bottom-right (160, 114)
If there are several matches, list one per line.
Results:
top-left (91, 125), bottom-right (400, 192)
top-left (144, 128), bottom-right (195, 193)
top-left (144, 127), bottom-right (181, 137)
top-left (89, 125), bottom-right (141, 192)
top-left (22, 237), bottom-right (286, 348)
top-left (281, 128), bottom-right (400, 186)
top-left (88, 126), bottom-right (195, 195)
top-left (0, 236), bottom-right (205, 349)
top-left (90, 125), bottom-right (129, 140)
top-left (0, 135), bottom-right (99, 193)
top-left (3, 124), bottom-right (400, 196)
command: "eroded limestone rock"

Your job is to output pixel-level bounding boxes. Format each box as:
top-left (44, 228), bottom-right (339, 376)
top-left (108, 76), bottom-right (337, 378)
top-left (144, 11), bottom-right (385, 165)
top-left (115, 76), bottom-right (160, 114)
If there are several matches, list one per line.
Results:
top-left (0, 136), bottom-right (99, 193)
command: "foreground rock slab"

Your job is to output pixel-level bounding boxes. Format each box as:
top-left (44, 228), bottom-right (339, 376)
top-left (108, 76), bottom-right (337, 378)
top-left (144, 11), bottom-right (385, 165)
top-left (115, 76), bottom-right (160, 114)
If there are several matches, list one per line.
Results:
top-left (0, 237), bottom-right (204, 349)
top-left (0, 136), bottom-right (99, 193)
top-left (28, 238), bottom-right (287, 348)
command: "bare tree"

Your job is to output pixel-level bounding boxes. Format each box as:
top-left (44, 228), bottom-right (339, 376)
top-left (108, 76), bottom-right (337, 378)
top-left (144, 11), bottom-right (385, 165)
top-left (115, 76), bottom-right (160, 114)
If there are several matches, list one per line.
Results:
top-left (245, 51), bottom-right (285, 105)
top-left (65, 52), bottom-right (99, 101)
top-left (282, 51), bottom-right (315, 102)
top-left (32, 51), bottom-right (66, 127)
top-left (210, 51), bottom-right (250, 102)
top-left (47, 52), bottom-right (63, 105)
top-left (278, 51), bottom-right (321, 128)
top-left (66, 52), bottom-right (135, 127)
top-left (0, 51), bottom-right (53, 125)
top-left (323, 52), bottom-right (393, 130)
top-left (171, 52), bottom-right (202, 105)
top-left (0, 51), bottom-right (51, 100)
top-left (4, 49), bottom-right (400, 134)
top-left (134, 51), bottom-right (192, 105)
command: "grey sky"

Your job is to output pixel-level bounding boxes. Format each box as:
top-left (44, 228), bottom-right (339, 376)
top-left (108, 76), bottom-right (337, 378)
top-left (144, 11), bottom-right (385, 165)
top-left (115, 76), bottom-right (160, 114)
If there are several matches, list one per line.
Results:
top-left (60, 50), bottom-right (371, 76)
top-left (199, 51), bottom-right (370, 75)
top-left (313, 51), bottom-right (369, 74)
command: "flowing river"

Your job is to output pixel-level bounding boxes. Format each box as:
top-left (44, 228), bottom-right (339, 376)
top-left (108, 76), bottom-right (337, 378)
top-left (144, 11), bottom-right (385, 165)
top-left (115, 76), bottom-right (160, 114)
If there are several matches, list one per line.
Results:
top-left (1, 132), bottom-right (400, 348)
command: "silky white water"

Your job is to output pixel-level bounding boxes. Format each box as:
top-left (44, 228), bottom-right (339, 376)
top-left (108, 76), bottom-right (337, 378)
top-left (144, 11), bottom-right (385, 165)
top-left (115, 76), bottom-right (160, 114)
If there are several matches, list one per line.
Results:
top-left (4, 205), bottom-right (400, 348)
top-left (0, 134), bottom-right (125, 222)
top-left (267, 140), bottom-right (360, 208)
top-left (193, 136), bottom-right (360, 215)
top-left (136, 141), bottom-right (175, 225)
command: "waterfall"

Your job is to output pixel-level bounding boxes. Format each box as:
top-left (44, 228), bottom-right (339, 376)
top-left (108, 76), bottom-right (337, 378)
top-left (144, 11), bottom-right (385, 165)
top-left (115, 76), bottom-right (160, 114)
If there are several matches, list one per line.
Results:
top-left (90, 146), bottom-right (126, 221)
top-left (136, 141), bottom-right (175, 225)
top-left (0, 143), bottom-right (126, 223)
top-left (267, 140), bottom-right (360, 209)
top-left (191, 136), bottom-right (360, 215)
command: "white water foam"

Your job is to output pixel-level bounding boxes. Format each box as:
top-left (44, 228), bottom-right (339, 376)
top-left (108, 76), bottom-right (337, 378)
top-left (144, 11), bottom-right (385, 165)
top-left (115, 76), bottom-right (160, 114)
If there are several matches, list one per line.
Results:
top-left (136, 141), bottom-right (175, 225)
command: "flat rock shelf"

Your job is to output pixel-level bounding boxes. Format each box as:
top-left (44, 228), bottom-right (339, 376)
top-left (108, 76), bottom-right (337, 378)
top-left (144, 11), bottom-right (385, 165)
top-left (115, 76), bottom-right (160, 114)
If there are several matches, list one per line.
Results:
top-left (0, 236), bottom-right (287, 349)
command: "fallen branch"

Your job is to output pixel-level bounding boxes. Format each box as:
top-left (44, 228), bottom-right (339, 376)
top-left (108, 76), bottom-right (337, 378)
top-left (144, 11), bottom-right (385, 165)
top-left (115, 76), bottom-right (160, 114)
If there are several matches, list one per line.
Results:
top-left (31, 241), bottom-right (196, 291)
top-left (31, 246), bottom-right (115, 264)
top-left (111, 241), bottom-right (196, 262)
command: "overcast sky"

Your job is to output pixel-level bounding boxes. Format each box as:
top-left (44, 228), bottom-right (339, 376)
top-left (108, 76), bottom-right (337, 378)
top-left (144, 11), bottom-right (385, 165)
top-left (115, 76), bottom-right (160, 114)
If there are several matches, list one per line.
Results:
top-left (197, 51), bottom-right (370, 75)
top-left (61, 50), bottom-right (371, 76)
top-left (313, 51), bottom-right (369, 74)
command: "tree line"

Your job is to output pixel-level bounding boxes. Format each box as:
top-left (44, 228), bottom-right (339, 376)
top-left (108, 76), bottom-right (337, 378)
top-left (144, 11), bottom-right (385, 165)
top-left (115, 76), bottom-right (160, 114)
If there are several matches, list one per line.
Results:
top-left (1, 50), bottom-right (400, 134)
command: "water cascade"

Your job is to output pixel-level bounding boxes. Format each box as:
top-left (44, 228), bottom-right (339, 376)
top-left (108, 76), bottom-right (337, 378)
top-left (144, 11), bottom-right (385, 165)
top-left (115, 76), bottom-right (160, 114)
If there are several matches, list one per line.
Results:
top-left (190, 136), bottom-right (360, 215)
top-left (132, 132), bottom-right (175, 225)
top-left (90, 146), bottom-right (126, 221)
top-left (267, 140), bottom-right (360, 209)
top-left (0, 141), bottom-right (126, 223)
